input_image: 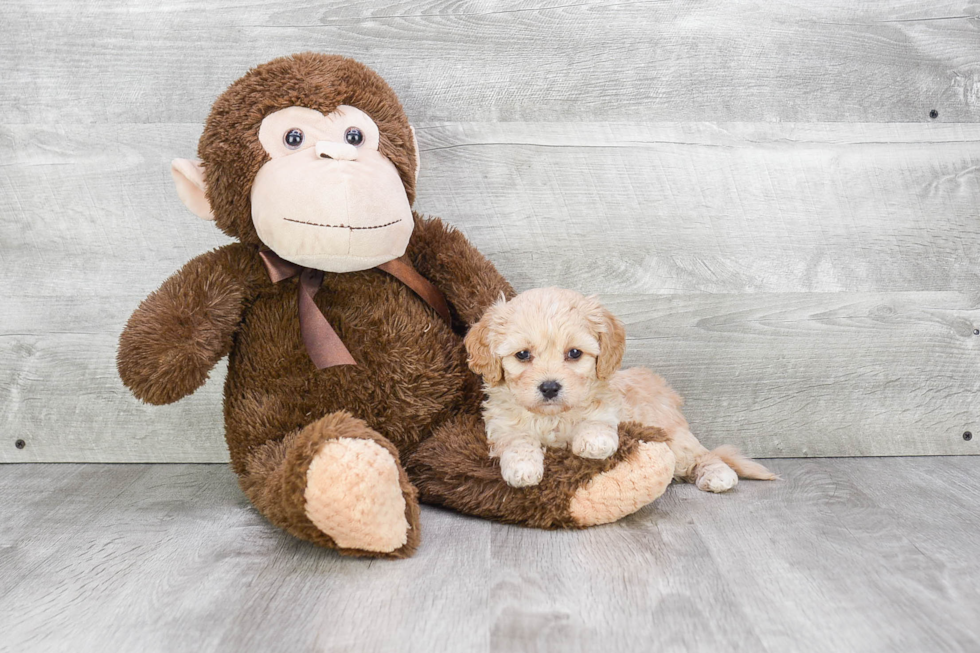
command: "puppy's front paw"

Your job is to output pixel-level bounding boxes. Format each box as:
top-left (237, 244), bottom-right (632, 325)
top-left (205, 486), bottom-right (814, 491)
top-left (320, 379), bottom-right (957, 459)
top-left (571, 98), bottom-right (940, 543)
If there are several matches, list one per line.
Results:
top-left (695, 462), bottom-right (739, 493)
top-left (572, 424), bottom-right (619, 460)
top-left (499, 447), bottom-right (544, 487)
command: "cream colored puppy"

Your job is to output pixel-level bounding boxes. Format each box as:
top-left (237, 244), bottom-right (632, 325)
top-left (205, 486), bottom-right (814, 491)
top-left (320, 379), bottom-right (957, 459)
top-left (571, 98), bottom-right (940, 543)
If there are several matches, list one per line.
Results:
top-left (465, 288), bottom-right (776, 490)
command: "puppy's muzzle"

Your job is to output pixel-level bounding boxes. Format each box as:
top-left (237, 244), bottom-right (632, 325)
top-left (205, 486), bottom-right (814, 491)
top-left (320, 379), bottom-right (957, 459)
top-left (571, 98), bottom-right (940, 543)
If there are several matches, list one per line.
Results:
top-left (538, 380), bottom-right (562, 400)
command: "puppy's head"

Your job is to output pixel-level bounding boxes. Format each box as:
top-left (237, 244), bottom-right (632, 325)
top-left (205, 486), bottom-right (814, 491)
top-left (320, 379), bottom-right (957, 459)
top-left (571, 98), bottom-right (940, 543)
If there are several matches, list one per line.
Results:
top-left (465, 288), bottom-right (626, 414)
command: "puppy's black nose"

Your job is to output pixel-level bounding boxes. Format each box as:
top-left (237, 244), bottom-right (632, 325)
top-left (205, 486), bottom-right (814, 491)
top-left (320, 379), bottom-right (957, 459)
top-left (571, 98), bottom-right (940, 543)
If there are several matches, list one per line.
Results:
top-left (538, 380), bottom-right (562, 400)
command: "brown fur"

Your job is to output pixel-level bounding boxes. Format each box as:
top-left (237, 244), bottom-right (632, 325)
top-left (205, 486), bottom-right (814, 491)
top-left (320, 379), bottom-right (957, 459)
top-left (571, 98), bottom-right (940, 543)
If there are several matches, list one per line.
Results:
top-left (242, 411), bottom-right (421, 558)
top-left (117, 53), bottom-right (670, 557)
top-left (199, 53), bottom-right (419, 246)
top-left (410, 416), bottom-right (669, 528)
top-left (117, 244), bottom-right (263, 405)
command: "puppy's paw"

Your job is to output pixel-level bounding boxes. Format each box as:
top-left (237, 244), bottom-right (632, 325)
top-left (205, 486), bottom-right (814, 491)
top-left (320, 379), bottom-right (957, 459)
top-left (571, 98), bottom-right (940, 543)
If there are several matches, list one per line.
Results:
top-left (695, 461), bottom-right (739, 493)
top-left (572, 424), bottom-right (619, 460)
top-left (499, 448), bottom-right (544, 487)
top-left (501, 459), bottom-right (544, 487)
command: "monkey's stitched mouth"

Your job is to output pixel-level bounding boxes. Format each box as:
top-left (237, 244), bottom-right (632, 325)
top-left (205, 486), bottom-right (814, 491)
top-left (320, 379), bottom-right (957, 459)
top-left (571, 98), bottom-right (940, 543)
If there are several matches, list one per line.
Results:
top-left (282, 218), bottom-right (402, 230)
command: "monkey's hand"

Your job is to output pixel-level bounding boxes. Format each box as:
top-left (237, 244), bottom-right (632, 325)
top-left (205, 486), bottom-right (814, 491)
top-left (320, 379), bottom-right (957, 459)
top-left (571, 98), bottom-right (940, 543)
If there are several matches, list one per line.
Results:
top-left (117, 244), bottom-right (256, 405)
top-left (407, 213), bottom-right (515, 327)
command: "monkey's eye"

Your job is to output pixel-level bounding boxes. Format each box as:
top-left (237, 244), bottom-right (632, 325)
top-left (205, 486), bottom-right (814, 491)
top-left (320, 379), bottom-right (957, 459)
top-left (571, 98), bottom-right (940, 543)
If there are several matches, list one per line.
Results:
top-left (515, 350), bottom-right (532, 362)
top-left (345, 127), bottom-right (364, 146)
top-left (283, 129), bottom-right (305, 149)
top-left (566, 348), bottom-right (583, 361)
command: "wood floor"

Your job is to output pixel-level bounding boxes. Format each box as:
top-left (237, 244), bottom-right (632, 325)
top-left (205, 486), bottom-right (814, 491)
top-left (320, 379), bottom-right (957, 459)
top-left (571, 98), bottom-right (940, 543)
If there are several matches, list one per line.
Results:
top-left (1, 458), bottom-right (978, 652)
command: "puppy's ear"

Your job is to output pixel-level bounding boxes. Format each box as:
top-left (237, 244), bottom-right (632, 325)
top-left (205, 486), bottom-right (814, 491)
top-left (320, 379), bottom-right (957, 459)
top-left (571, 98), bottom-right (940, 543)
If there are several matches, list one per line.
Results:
top-left (464, 307), bottom-right (504, 385)
top-left (589, 299), bottom-right (627, 380)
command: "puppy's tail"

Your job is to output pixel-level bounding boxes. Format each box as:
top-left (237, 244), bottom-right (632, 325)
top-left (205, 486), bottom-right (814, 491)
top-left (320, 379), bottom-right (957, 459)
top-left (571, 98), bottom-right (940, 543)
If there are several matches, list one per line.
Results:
top-left (711, 445), bottom-right (778, 481)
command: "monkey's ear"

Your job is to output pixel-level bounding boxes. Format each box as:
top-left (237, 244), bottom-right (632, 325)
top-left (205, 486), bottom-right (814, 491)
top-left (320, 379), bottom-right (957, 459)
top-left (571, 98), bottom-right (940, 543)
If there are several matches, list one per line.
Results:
top-left (409, 126), bottom-right (420, 184)
top-left (171, 158), bottom-right (215, 221)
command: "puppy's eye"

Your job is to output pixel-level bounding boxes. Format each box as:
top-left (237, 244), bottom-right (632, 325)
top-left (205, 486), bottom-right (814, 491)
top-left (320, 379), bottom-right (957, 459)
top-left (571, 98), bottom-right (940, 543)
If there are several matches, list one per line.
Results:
top-left (566, 348), bottom-right (583, 360)
top-left (283, 128), bottom-right (305, 149)
top-left (515, 350), bottom-right (531, 362)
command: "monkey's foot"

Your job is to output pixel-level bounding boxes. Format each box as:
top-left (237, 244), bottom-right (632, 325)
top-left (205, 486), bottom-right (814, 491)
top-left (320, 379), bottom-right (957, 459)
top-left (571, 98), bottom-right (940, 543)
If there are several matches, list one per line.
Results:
top-left (411, 416), bottom-right (675, 529)
top-left (569, 439), bottom-right (675, 526)
top-left (240, 411), bottom-right (420, 558)
top-left (305, 437), bottom-right (412, 554)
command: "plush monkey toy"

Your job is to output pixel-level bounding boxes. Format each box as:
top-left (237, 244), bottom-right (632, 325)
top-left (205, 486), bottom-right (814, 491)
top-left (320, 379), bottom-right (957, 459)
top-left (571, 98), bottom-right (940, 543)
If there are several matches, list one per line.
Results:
top-left (118, 53), bottom-right (675, 558)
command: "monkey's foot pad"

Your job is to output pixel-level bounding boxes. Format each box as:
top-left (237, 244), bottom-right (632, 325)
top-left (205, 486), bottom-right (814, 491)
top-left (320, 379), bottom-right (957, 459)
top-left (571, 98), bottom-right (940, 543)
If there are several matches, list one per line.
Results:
top-left (569, 441), bottom-right (676, 526)
top-left (304, 437), bottom-right (410, 553)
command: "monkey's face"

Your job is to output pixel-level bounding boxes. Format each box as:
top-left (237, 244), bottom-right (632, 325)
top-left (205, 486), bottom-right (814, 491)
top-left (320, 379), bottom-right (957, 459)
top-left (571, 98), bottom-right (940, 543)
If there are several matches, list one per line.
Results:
top-left (172, 55), bottom-right (420, 265)
top-left (249, 105), bottom-right (415, 272)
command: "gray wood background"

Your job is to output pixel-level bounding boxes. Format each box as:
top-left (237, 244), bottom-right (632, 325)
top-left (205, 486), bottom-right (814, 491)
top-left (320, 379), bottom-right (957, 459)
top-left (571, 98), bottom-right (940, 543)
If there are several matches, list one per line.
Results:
top-left (1, 0), bottom-right (978, 462)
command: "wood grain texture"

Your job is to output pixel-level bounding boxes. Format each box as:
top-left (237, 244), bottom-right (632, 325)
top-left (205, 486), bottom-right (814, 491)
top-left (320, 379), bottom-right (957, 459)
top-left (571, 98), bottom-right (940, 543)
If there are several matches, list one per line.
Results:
top-left (610, 291), bottom-right (980, 457)
top-left (0, 123), bottom-right (980, 462)
top-left (418, 122), bottom-right (980, 295)
top-left (5, 122), bottom-right (980, 295)
top-left (1, 459), bottom-right (979, 652)
top-left (2, 291), bottom-right (977, 462)
top-left (2, 121), bottom-right (979, 461)
top-left (3, 1), bottom-right (980, 461)
top-left (1, 1), bottom-right (978, 124)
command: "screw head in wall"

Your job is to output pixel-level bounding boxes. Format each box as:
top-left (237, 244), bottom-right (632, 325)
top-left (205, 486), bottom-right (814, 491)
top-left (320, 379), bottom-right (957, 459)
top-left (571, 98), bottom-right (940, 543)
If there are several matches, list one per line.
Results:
top-left (929, 109), bottom-right (939, 119)
top-left (965, 431), bottom-right (974, 442)
top-left (15, 439), bottom-right (26, 449)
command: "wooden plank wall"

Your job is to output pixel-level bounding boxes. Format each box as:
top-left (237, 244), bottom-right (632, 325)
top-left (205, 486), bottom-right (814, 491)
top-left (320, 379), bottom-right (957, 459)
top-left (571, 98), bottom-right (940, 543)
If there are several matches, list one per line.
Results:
top-left (1, 1), bottom-right (978, 462)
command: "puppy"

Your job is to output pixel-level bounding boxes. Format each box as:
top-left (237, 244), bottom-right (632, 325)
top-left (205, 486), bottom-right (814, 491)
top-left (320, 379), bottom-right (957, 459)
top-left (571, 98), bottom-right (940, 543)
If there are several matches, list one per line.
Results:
top-left (465, 288), bottom-right (776, 490)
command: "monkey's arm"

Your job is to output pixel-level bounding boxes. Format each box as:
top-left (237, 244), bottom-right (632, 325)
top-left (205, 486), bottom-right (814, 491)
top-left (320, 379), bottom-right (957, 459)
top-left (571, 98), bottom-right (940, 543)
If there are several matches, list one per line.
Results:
top-left (407, 214), bottom-right (515, 326)
top-left (118, 243), bottom-right (260, 405)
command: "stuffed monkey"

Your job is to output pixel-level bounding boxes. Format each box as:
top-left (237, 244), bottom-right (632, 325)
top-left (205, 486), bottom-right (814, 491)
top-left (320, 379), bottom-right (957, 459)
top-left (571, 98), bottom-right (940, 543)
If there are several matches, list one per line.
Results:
top-left (118, 53), bottom-right (675, 558)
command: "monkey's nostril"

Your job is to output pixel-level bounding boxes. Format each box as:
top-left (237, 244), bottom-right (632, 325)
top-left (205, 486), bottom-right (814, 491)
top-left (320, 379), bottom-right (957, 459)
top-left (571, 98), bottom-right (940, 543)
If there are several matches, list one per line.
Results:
top-left (319, 153), bottom-right (331, 159)
top-left (538, 380), bottom-right (562, 400)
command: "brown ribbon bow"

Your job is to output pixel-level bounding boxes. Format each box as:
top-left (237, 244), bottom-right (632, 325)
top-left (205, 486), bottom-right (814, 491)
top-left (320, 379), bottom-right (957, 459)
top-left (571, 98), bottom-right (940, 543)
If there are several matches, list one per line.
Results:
top-left (259, 249), bottom-right (452, 369)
